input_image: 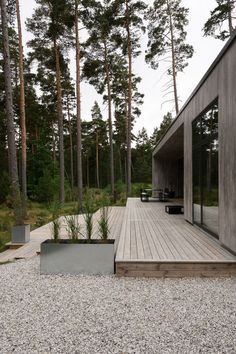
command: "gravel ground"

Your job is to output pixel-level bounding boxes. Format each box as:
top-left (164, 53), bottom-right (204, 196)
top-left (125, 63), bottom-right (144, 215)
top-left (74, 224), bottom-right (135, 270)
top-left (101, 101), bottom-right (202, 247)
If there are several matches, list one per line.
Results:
top-left (0, 257), bottom-right (236, 354)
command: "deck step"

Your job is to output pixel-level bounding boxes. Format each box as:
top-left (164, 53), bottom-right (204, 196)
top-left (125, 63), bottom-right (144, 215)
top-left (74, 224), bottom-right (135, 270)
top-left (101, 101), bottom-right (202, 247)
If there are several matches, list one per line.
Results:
top-left (6, 242), bottom-right (25, 250)
top-left (116, 260), bottom-right (236, 278)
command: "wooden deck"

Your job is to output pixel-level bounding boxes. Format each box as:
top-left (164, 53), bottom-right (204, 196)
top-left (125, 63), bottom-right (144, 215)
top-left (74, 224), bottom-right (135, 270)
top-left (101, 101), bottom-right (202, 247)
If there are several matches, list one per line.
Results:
top-left (115, 198), bottom-right (236, 277)
top-left (1, 199), bottom-right (236, 277)
top-left (0, 207), bottom-right (125, 263)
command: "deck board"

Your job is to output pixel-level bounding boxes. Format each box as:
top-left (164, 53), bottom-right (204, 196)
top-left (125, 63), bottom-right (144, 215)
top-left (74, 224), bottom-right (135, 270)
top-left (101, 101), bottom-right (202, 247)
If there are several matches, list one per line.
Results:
top-left (134, 208), bottom-right (146, 259)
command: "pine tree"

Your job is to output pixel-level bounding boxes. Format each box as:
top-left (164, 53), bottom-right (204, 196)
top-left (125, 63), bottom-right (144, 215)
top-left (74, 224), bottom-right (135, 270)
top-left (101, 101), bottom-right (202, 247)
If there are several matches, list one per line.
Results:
top-left (0, 2), bottom-right (19, 181)
top-left (0, 0), bottom-right (23, 224)
top-left (203, 0), bottom-right (235, 40)
top-left (16, 0), bottom-right (27, 203)
top-left (150, 112), bottom-right (173, 147)
top-left (91, 101), bottom-right (107, 189)
top-left (133, 128), bottom-right (152, 183)
top-left (75, 0), bottom-right (83, 205)
top-left (61, 66), bottom-right (76, 191)
top-left (145, 0), bottom-right (194, 115)
top-left (115, 0), bottom-right (146, 196)
top-left (81, 0), bottom-right (121, 199)
top-left (112, 55), bottom-right (144, 183)
top-left (27, 0), bottom-right (74, 204)
top-left (81, 120), bottom-right (93, 188)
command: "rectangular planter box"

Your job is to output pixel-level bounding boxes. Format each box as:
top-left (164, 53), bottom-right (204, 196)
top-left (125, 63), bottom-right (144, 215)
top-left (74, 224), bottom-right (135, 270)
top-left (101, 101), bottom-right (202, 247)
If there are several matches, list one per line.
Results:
top-left (40, 239), bottom-right (115, 275)
top-left (12, 224), bottom-right (30, 243)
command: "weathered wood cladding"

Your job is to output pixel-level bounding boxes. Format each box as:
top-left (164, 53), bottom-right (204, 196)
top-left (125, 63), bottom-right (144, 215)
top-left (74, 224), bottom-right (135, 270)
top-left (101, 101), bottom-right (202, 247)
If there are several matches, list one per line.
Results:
top-left (153, 159), bottom-right (183, 198)
top-left (152, 123), bottom-right (184, 197)
top-left (153, 34), bottom-right (236, 253)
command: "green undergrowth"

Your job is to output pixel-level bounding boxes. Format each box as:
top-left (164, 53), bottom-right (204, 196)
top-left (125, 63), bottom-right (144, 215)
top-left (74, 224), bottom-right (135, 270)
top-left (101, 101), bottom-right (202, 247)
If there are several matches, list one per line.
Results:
top-left (0, 183), bottom-right (151, 252)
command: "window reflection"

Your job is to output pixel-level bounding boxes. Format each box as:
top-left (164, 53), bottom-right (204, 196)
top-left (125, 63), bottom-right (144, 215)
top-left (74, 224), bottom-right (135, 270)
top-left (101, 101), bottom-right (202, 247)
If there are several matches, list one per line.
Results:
top-left (193, 148), bottom-right (201, 224)
top-left (192, 101), bottom-right (219, 237)
top-left (192, 120), bottom-right (201, 145)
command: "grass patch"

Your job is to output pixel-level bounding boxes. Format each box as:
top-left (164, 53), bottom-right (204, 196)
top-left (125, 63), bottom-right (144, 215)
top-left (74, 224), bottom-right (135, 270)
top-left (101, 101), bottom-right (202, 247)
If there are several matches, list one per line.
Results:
top-left (0, 260), bottom-right (14, 266)
top-left (0, 208), bottom-right (12, 252)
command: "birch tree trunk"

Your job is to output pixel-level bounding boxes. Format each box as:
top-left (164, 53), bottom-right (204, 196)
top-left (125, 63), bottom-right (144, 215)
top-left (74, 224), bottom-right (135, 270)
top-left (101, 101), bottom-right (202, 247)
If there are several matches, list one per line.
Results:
top-left (54, 39), bottom-right (65, 204)
top-left (0, 0), bottom-right (22, 224)
top-left (75, 0), bottom-right (83, 206)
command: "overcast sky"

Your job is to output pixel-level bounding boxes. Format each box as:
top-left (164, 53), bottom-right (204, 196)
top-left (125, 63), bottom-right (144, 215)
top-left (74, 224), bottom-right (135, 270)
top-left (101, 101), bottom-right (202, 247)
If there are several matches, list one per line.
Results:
top-left (19, 0), bottom-right (225, 136)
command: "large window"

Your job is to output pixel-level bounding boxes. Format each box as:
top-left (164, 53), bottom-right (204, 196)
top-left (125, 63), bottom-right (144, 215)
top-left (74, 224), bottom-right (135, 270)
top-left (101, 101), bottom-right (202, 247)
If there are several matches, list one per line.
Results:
top-left (192, 101), bottom-right (219, 237)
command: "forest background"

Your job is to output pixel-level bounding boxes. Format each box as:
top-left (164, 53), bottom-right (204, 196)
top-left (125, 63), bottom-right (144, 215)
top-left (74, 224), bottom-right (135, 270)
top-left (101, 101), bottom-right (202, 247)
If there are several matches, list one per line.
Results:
top-left (0, 0), bottom-right (234, 249)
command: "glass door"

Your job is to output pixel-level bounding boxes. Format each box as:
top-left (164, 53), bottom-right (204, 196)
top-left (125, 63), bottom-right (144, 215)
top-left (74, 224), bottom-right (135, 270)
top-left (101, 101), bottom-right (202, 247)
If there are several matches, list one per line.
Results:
top-left (192, 102), bottom-right (219, 237)
top-left (193, 147), bottom-right (201, 225)
top-left (201, 140), bottom-right (219, 235)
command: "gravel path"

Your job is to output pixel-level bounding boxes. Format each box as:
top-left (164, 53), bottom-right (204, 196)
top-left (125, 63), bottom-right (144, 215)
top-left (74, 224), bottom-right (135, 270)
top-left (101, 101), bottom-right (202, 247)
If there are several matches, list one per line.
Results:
top-left (0, 257), bottom-right (235, 354)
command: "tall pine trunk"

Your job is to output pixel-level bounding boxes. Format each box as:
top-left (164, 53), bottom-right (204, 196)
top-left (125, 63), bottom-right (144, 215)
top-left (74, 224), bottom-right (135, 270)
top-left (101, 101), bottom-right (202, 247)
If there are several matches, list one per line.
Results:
top-left (86, 154), bottom-right (90, 188)
top-left (16, 0), bottom-right (27, 200)
top-left (104, 41), bottom-right (115, 199)
top-left (54, 39), bottom-right (65, 204)
top-left (66, 97), bottom-right (74, 191)
top-left (167, 0), bottom-right (179, 115)
top-left (125, 0), bottom-right (132, 197)
top-left (52, 126), bottom-right (56, 163)
top-left (118, 147), bottom-right (123, 182)
top-left (124, 92), bottom-right (128, 185)
top-left (75, 0), bottom-right (83, 206)
top-left (96, 131), bottom-right (100, 189)
top-left (1, 0), bottom-right (22, 224)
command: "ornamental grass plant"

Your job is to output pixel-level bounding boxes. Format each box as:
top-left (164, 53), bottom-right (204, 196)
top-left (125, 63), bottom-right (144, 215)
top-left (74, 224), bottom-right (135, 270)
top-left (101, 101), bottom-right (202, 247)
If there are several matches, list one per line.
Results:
top-left (83, 192), bottom-right (94, 241)
top-left (65, 214), bottom-right (82, 242)
top-left (98, 195), bottom-right (110, 241)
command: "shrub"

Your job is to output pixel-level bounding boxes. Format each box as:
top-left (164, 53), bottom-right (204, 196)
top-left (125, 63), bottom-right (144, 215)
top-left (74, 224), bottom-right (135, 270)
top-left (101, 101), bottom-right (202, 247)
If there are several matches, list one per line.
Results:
top-left (131, 183), bottom-right (152, 197)
top-left (115, 180), bottom-right (126, 194)
top-left (37, 170), bottom-right (55, 203)
top-left (35, 211), bottom-right (48, 227)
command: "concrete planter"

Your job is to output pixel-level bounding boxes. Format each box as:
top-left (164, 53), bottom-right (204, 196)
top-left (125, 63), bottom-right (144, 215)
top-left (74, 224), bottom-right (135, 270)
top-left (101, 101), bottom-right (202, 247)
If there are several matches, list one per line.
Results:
top-left (40, 239), bottom-right (115, 275)
top-left (12, 224), bottom-right (30, 243)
